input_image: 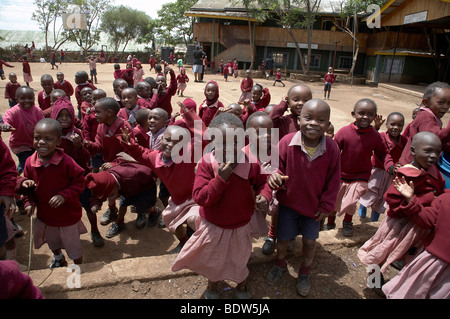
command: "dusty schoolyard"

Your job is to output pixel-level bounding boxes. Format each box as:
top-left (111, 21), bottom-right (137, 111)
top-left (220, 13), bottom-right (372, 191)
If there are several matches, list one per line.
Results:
top-left (1, 61), bottom-right (448, 300)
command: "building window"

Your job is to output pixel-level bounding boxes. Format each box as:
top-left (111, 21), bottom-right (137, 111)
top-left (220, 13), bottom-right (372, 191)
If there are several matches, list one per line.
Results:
top-left (382, 57), bottom-right (405, 74)
top-left (272, 52), bottom-right (288, 66)
top-left (338, 56), bottom-right (353, 70)
top-left (304, 54), bottom-right (321, 68)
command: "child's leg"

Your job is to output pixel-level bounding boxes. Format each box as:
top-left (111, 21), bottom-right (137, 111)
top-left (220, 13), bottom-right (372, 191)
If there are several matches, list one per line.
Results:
top-left (359, 204), bottom-right (367, 218)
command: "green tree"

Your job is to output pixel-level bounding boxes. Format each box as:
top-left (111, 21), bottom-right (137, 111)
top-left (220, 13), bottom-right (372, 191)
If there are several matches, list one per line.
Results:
top-left (101, 5), bottom-right (152, 53)
top-left (155, 0), bottom-right (197, 47)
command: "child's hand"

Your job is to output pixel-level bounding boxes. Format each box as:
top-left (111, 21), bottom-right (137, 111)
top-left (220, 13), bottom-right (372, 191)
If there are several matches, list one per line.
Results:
top-left (101, 162), bottom-right (113, 171)
top-left (261, 162), bottom-right (272, 173)
top-left (268, 173), bottom-right (289, 190)
top-left (314, 211), bottom-right (327, 222)
top-left (0, 196), bottom-right (16, 219)
top-left (0, 124), bottom-right (16, 132)
top-left (21, 179), bottom-right (36, 188)
top-left (91, 204), bottom-right (100, 214)
top-left (120, 127), bottom-right (132, 145)
top-left (255, 195), bottom-right (268, 213)
top-left (49, 195), bottom-right (65, 208)
top-left (374, 115), bottom-right (385, 131)
top-left (25, 205), bottom-right (36, 217)
top-left (393, 176), bottom-right (415, 202)
top-left (82, 139), bottom-right (90, 148)
top-left (177, 101), bottom-right (188, 114)
top-left (218, 162), bottom-right (237, 181)
top-left (71, 133), bottom-right (82, 149)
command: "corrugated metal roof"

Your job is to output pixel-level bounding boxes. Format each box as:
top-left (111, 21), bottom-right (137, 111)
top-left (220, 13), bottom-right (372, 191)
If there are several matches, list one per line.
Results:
top-left (0, 30), bottom-right (151, 52)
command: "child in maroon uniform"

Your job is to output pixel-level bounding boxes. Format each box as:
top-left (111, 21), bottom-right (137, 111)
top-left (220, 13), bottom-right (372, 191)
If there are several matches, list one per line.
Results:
top-left (38, 74), bottom-right (54, 111)
top-left (176, 68), bottom-right (189, 97)
top-left (323, 67), bottom-right (336, 99)
top-left (359, 112), bottom-right (407, 221)
top-left (5, 72), bottom-right (21, 107)
top-left (324, 98), bottom-right (387, 236)
top-left (198, 80), bottom-right (224, 127)
top-left (399, 82), bottom-right (450, 165)
top-left (74, 71), bottom-right (97, 119)
top-left (83, 97), bottom-right (134, 226)
top-left (358, 132), bottom-right (445, 276)
top-left (250, 84), bottom-right (271, 112)
top-left (22, 55), bottom-right (32, 86)
top-left (155, 67), bottom-right (177, 117)
top-left (117, 88), bottom-right (141, 127)
top-left (267, 99), bottom-right (341, 296)
top-left (51, 97), bottom-right (103, 247)
top-left (273, 69), bottom-right (285, 87)
top-left (135, 81), bottom-right (158, 110)
top-left (171, 113), bottom-right (271, 299)
top-left (132, 108), bottom-right (151, 148)
top-left (83, 89), bottom-right (106, 173)
top-left (79, 86), bottom-right (93, 121)
top-left (120, 102), bottom-right (207, 252)
top-left (54, 72), bottom-right (74, 101)
top-left (239, 70), bottom-right (253, 103)
top-left (382, 179), bottom-right (450, 299)
top-left (23, 118), bottom-right (86, 268)
top-left (112, 78), bottom-right (127, 109)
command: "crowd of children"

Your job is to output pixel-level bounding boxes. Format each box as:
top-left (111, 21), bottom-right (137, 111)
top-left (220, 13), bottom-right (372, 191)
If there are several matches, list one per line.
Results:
top-left (0, 55), bottom-right (449, 300)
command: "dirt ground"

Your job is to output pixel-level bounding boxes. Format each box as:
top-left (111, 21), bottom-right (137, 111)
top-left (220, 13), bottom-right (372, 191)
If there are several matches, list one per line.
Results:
top-left (1, 61), bottom-right (447, 300)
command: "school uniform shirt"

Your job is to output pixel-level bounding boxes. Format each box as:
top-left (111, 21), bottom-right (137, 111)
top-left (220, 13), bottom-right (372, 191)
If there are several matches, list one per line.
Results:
top-left (0, 138), bottom-right (17, 197)
top-left (117, 105), bottom-right (142, 123)
top-left (269, 100), bottom-right (300, 139)
top-left (240, 77), bottom-right (253, 93)
top-left (400, 191), bottom-right (450, 263)
top-left (108, 162), bottom-right (155, 198)
top-left (54, 80), bottom-right (74, 98)
top-left (123, 109), bottom-right (207, 205)
top-left (334, 123), bottom-right (387, 182)
top-left (22, 61), bottom-right (31, 74)
top-left (2, 104), bottom-right (44, 154)
top-left (399, 107), bottom-right (450, 165)
top-left (23, 149), bottom-right (85, 227)
top-left (193, 151), bottom-right (272, 229)
top-left (82, 110), bottom-right (98, 142)
top-left (38, 90), bottom-right (52, 111)
top-left (374, 131), bottom-right (408, 172)
top-left (157, 69), bottom-right (177, 117)
top-left (74, 82), bottom-right (97, 109)
top-left (58, 128), bottom-right (91, 175)
top-left (80, 101), bottom-right (93, 120)
top-left (132, 125), bottom-right (150, 149)
top-left (5, 82), bottom-right (21, 102)
top-left (384, 164), bottom-right (445, 219)
top-left (275, 131), bottom-right (341, 218)
top-left (137, 93), bottom-right (158, 110)
top-left (176, 73), bottom-right (189, 84)
top-left (87, 116), bottom-right (134, 164)
top-left (324, 72), bottom-right (336, 84)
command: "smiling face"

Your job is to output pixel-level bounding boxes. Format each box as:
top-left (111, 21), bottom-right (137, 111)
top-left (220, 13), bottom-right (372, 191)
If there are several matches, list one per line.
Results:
top-left (121, 88), bottom-right (138, 110)
top-left (160, 126), bottom-right (185, 161)
top-left (40, 78), bottom-right (54, 94)
top-left (411, 132), bottom-right (442, 170)
top-left (33, 122), bottom-right (61, 161)
top-left (352, 100), bottom-right (377, 129)
top-left (213, 123), bottom-right (241, 164)
top-left (17, 87), bottom-right (35, 109)
top-left (205, 83), bottom-right (217, 101)
top-left (288, 85), bottom-right (312, 117)
top-left (148, 109), bottom-right (168, 134)
top-left (299, 99), bottom-right (330, 147)
top-left (386, 114), bottom-right (404, 139)
top-left (251, 86), bottom-right (263, 102)
top-left (113, 80), bottom-right (128, 99)
top-left (424, 88), bottom-right (450, 119)
top-left (80, 87), bottom-right (93, 103)
top-left (94, 103), bottom-right (113, 124)
top-left (56, 72), bottom-right (64, 83)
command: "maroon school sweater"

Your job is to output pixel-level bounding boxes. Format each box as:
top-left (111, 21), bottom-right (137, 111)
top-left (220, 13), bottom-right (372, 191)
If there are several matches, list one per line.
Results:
top-left (0, 138), bottom-right (17, 197)
top-left (23, 149), bottom-right (85, 227)
top-left (38, 91), bottom-right (52, 111)
top-left (269, 100), bottom-right (299, 139)
top-left (54, 80), bottom-right (74, 98)
top-left (400, 191), bottom-right (450, 263)
top-left (193, 152), bottom-right (272, 229)
top-left (75, 82), bottom-right (97, 109)
top-left (87, 117), bottom-right (134, 164)
top-left (374, 131), bottom-right (407, 172)
top-left (157, 69), bottom-right (177, 116)
top-left (275, 132), bottom-right (341, 218)
top-left (399, 108), bottom-right (450, 165)
top-left (334, 123), bottom-right (387, 182)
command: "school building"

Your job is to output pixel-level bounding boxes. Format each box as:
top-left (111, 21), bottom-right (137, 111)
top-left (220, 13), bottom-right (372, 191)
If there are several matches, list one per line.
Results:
top-left (185, 0), bottom-right (450, 84)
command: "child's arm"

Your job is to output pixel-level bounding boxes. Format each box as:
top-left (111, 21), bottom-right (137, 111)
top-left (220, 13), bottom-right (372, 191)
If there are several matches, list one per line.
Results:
top-left (166, 68), bottom-right (177, 96)
top-left (268, 98), bottom-right (288, 123)
top-left (118, 127), bottom-right (157, 169)
top-left (0, 140), bottom-right (18, 217)
top-left (52, 159), bottom-right (85, 208)
top-left (373, 115), bottom-right (385, 131)
top-left (260, 88), bottom-right (271, 109)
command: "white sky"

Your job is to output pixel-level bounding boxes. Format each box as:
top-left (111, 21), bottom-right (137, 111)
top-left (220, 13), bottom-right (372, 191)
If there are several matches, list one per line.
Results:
top-left (0, 0), bottom-right (176, 31)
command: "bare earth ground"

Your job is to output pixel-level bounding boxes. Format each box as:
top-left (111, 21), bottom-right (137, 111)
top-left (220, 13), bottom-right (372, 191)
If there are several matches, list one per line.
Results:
top-left (1, 61), bottom-right (448, 301)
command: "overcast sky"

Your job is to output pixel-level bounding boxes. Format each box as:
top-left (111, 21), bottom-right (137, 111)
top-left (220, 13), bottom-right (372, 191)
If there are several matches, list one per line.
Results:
top-left (0, 0), bottom-right (175, 31)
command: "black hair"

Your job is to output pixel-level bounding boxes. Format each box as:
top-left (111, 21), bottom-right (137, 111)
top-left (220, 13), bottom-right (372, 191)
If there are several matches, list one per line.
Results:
top-left (252, 83), bottom-right (263, 91)
top-left (150, 107), bottom-right (169, 121)
top-left (144, 77), bottom-right (157, 88)
top-left (287, 84), bottom-right (312, 98)
top-left (209, 112), bottom-right (244, 130)
top-left (40, 74), bottom-right (54, 82)
top-left (92, 89), bottom-right (107, 98)
top-left (15, 85), bottom-right (34, 99)
top-left (50, 89), bottom-right (66, 99)
top-left (96, 97), bottom-right (120, 115)
top-left (35, 118), bottom-right (62, 138)
top-left (75, 70), bottom-right (89, 81)
top-left (135, 108), bottom-right (151, 124)
top-left (354, 98), bottom-right (377, 111)
top-left (386, 112), bottom-right (405, 123)
top-left (423, 81), bottom-right (450, 100)
top-left (122, 87), bottom-right (138, 96)
top-left (246, 111), bottom-right (272, 130)
top-left (114, 63), bottom-right (120, 69)
top-left (113, 78), bottom-right (127, 88)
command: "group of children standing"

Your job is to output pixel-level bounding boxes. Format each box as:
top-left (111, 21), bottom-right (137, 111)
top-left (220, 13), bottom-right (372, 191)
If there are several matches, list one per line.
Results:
top-left (0, 57), bottom-right (449, 300)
